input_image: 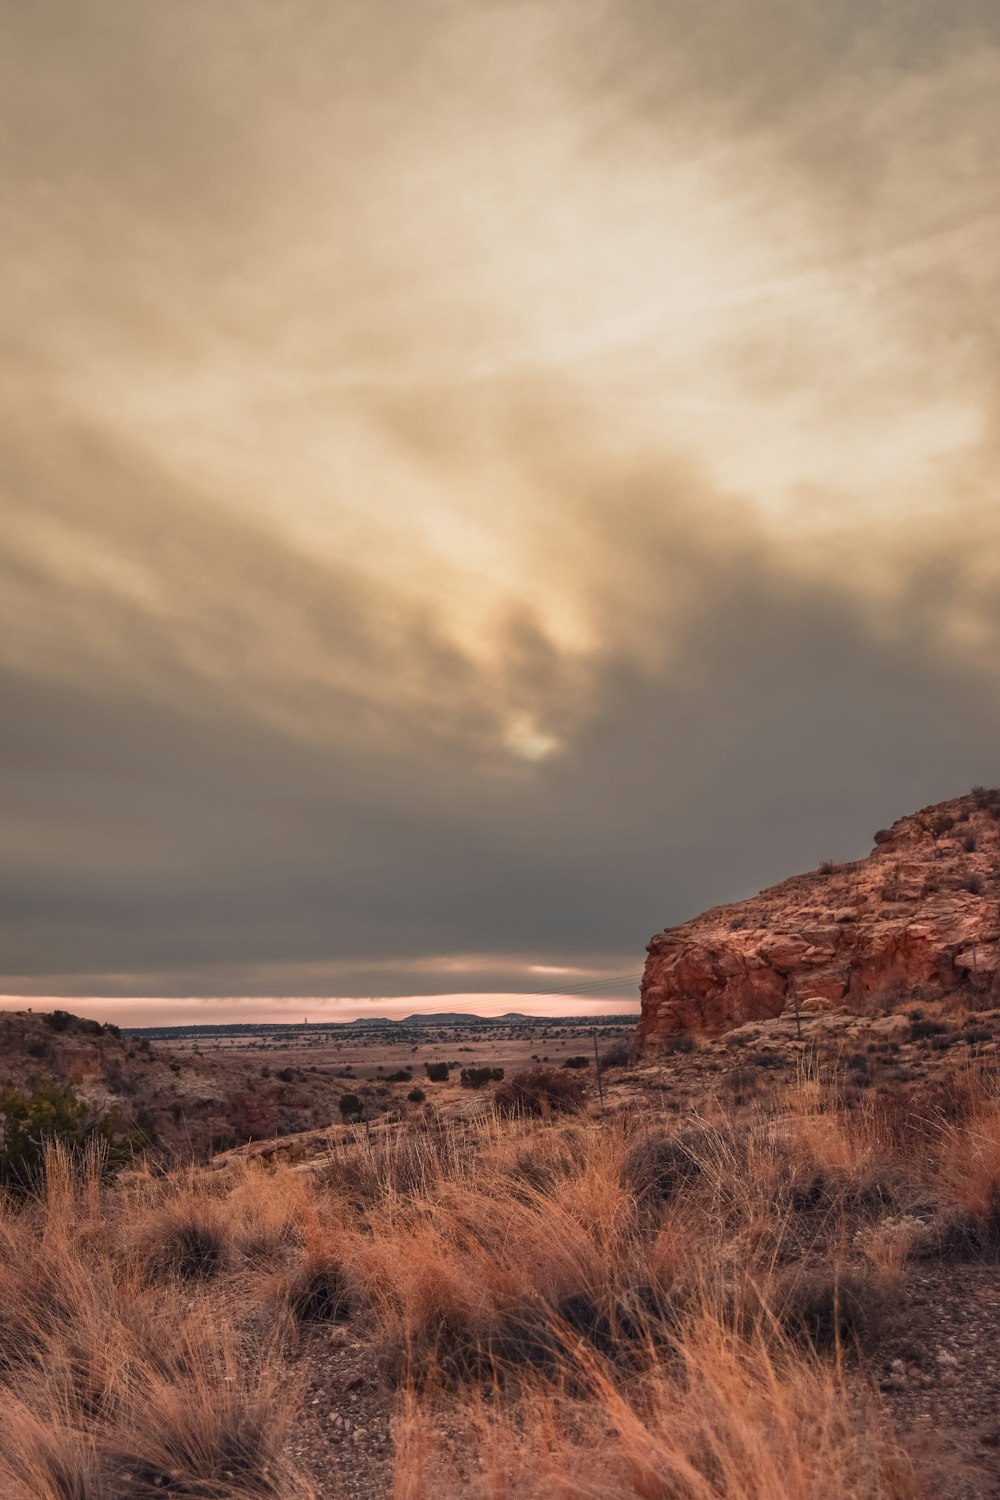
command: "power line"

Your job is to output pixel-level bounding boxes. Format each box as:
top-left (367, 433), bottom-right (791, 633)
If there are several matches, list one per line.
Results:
top-left (505, 971), bottom-right (644, 1002)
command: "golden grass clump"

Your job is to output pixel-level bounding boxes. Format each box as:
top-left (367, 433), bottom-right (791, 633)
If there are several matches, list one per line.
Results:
top-left (5, 1050), bottom-right (1000, 1496)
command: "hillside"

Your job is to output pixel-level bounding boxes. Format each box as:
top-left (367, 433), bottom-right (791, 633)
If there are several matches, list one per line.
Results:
top-left (637, 787), bottom-right (1000, 1056)
top-left (0, 1009), bottom-right (356, 1165)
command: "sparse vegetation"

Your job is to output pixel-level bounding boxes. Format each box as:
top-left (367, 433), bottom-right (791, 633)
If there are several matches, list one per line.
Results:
top-left (492, 1065), bottom-right (587, 1116)
top-left (5, 995), bottom-right (1000, 1498)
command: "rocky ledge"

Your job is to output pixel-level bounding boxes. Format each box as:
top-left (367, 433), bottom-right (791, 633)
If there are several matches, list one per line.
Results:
top-left (635, 789), bottom-right (1000, 1056)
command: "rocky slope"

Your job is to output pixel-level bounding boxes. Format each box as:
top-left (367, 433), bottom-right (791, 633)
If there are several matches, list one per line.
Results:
top-left (636, 789), bottom-right (1000, 1055)
top-left (0, 1008), bottom-right (350, 1162)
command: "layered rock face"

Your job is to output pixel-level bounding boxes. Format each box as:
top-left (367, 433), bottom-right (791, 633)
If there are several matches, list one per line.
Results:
top-left (636, 791), bottom-right (1000, 1056)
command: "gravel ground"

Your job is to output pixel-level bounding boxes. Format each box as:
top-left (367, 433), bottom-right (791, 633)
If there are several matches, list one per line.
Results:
top-left (285, 1259), bottom-right (1000, 1499)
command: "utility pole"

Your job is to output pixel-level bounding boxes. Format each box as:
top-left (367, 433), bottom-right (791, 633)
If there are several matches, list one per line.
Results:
top-left (592, 1027), bottom-right (604, 1107)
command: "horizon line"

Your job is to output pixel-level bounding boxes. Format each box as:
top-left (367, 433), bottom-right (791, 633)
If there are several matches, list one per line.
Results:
top-left (0, 991), bottom-right (642, 1028)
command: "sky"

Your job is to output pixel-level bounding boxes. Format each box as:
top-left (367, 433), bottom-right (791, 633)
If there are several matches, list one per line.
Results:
top-left (2, 1), bottom-right (999, 1025)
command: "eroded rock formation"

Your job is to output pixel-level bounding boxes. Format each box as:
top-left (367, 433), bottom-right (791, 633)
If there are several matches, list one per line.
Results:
top-left (635, 791), bottom-right (1000, 1056)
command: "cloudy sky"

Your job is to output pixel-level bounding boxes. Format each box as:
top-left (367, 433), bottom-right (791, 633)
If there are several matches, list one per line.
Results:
top-left (2, 1), bottom-right (999, 1024)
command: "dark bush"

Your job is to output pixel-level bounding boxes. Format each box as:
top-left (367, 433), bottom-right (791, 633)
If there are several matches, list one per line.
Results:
top-left (963, 833), bottom-right (978, 853)
top-left (562, 1055), bottom-right (590, 1069)
top-left (926, 1190), bottom-right (1000, 1262)
top-left (962, 1027), bottom-right (992, 1045)
top-left (385, 1069), bottom-right (413, 1083)
top-left (818, 859), bottom-right (836, 875)
top-left (425, 1062), bottom-right (450, 1083)
top-left (406, 1087), bottom-right (426, 1104)
top-left (145, 1211), bottom-right (230, 1281)
top-left (43, 1009), bottom-right (74, 1033)
top-left (776, 1265), bottom-right (885, 1353)
top-left (788, 1170), bottom-right (837, 1215)
top-left (276, 1066), bottom-right (296, 1083)
top-left (393, 1300), bottom-right (560, 1388)
top-left (287, 1261), bottom-right (351, 1324)
top-left (492, 1066), bottom-right (586, 1118)
top-left (338, 1093), bottom-right (362, 1119)
top-left (459, 1066), bottom-right (504, 1089)
top-left (961, 874), bottom-right (984, 895)
top-left (910, 1017), bottom-right (947, 1040)
top-left (397, 1280), bottom-right (679, 1390)
top-left (554, 1284), bottom-right (676, 1362)
top-left (620, 1129), bottom-right (717, 1205)
top-left (720, 1065), bottom-right (760, 1101)
top-left (0, 1083), bottom-right (96, 1187)
top-left (599, 1042), bottom-right (632, 1069)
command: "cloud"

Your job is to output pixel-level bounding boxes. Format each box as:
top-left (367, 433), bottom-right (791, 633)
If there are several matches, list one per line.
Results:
top-left (0, 1), bottom-right (998, 1004)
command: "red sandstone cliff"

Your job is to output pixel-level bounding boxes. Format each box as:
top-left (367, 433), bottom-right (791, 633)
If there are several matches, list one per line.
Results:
top-left (635, 790), bottom-right (1000, 1056)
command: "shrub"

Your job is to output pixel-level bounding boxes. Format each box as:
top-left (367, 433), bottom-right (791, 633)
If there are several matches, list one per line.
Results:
top-left (599, 1042), bottom-right (632, 1069)
top-left (818, 859), bottom-right (836, 875)
top-left (459, 1066), bottom-right (504, 1089)
top-left (276, 1067), bottom-right (296, 1083)
top-left (963, 833), bottom-right (978, 853)
top-left (775, 1265), bottom-right (886, 1354)
top-left (285, 1260), bottom-right (351, 1324)
top-left (338, 1093), bottom-right (362, 1119)
top-left (425, 1062), bottom-right (450, 1083)
top-left (385, 1069), bottom-right (413, 1083)
top-left (42, 1009), bottom-right (74, 1033)
top-left (0, 1084), bottom-right (93, 1187)
top-left (910, 1017), bottom-right (947, 1041)
top-left (621, 1129), bottom-right (716, 1204)
top-left (144, 1206), bottom-right (230, 1281)
top-left (406, 1087), bottom-right (426, 1105)
top-left (562, 1055), bottom-right (590, 1069)
top-left (961, 874), bottom-right (984, 895)
top-left (492, 1066), bottom-right (586, 1118)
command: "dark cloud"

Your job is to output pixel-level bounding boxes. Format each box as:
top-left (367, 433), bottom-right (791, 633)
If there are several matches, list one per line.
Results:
top-left (3, 412), bottom-right (998, 999)
top-left (1, 1), bottom-right (998, 1010)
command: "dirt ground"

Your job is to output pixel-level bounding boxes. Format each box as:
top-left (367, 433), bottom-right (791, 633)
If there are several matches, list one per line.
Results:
top-left (164, 1017), bottom-right (635, 1082)
top-left (270, 998), bottom-right (1000, 1500)
top-left (284, 1261), bottom-right (1000, 1500)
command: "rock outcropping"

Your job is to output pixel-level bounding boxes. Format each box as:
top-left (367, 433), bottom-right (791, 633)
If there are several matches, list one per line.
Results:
top-left (635, 791), bottom-right (1000, 1056)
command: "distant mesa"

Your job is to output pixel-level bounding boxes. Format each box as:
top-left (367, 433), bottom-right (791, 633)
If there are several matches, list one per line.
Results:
top-left (635, 789), bottom-right (1000, 1057)
top-left (402, 1011), bottom-right (551, 1024)
top-left (402, 1012), bottom-right (490, 1025)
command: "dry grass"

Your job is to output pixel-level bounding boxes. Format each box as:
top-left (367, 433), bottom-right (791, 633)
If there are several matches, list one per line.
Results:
top-left (4, 1055), bottom-right (1000, 1496)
